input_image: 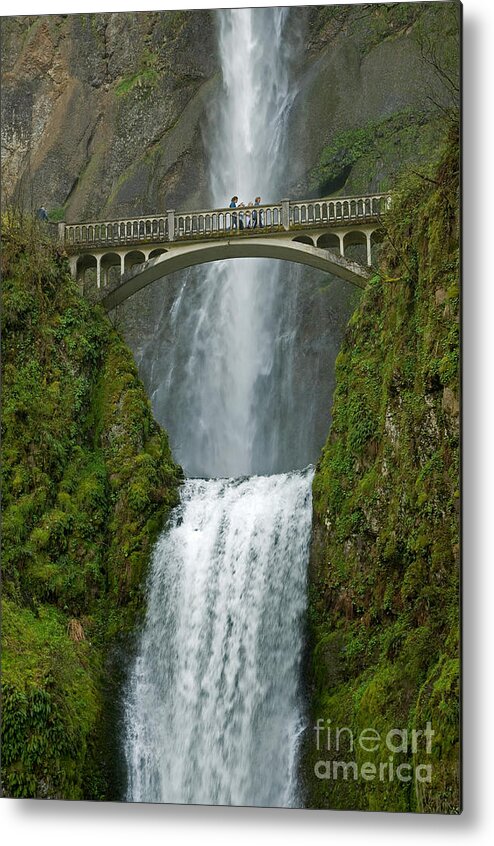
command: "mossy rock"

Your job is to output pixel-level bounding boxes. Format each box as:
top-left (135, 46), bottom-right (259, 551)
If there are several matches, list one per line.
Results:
top-left (303, 123), bottom-right (460, 813)
top-left (1, 217), bottom-right (182, 798)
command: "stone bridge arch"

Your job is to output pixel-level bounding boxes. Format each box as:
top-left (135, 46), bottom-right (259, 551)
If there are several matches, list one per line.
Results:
top-left (95, 236), bottom-right (371, 311)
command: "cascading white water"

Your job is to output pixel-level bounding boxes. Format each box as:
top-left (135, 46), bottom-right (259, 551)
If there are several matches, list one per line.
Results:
top-left (125, 8), bottom-right (317, 807)
top-left (125, 470), bottom-right (312, 806)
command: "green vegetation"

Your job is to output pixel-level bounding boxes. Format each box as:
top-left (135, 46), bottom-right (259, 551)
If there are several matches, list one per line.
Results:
top-left (302, 123), bottom-right (460, 813)
top-left (115, 49), bottom-right (159, 97)
top-left (47, 206), bottom-right (65, 223)
top-left (1, 217), bottom-right (182, 798)
top-left (310, 109), bottom-right (438, 196)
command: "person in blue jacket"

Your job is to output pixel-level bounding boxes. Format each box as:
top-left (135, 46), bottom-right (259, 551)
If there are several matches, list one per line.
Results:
top-left (229, 196), bottom-right (238, 229)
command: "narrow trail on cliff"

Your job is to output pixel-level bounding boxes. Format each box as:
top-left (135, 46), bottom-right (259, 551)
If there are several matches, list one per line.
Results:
top-left (124, 8), bottom-right (314, 806)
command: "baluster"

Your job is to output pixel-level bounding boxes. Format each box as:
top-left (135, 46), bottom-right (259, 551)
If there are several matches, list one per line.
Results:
top-left (167, 210), bottom-right (175, 241)
top-left (281, 199), bottom-right (289, 230)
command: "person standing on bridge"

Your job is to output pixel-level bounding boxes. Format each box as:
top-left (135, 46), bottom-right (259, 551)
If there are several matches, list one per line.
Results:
top-left (37, 206), bottom-right (49, 223)
top-left (237, 201), bottom-right (245, 229)
top-left (253, 196), bottom-right (263, 228)
top-left (229, 196), bottom-right (238, 229)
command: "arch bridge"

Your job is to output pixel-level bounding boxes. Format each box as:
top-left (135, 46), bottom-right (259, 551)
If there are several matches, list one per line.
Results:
top-left (61, 194), bottom-right (391, 310)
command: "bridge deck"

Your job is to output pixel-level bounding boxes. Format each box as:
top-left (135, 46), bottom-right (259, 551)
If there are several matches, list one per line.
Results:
top-left (62, 193), bottom-right (391, 253)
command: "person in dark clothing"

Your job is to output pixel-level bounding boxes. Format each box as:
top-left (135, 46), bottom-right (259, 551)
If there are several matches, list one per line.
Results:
top-left (37, 206), bottom-right (49, 222)
top-left (229, 196), bottom-right (238, 229)
top-left (237, 202), bottom-right (245, 229)
top-left (253, 196), bottom-right (263, 228)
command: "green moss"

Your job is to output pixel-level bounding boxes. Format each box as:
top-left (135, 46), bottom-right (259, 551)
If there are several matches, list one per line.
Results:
top-left (1, 599), bottom-right (98, 799)
top-left (310, 109), bottom-right (439, 196)
top-left (115, 48), bottom-right (159, 97)
top-left (303, 123), bottom-right (460, 813)
top-left (48, 207), bottom-right (65, 223)
top-left (1, 217), bottom-right (182, 798)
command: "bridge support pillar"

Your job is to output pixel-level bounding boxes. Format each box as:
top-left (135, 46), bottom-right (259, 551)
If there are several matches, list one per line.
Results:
top-left (168, 209), bottom-right (175, 241)
top-left (96, 255), bottom-right (101, 289)
top-left (120, 253), bottom-right (125, 277)
top-left (282, 198), bottom-right (290, 231)
top-left (366, 232), bottom-right (372, 267)
top-left (58, 222), bottom-right (66, 244)
top-left (338, 234), bottom-right (345, 257)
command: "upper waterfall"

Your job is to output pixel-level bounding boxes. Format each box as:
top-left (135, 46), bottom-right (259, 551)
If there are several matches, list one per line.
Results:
top-left (144, 7), bottom-right (308, 479)
top-left (211, 7), bottom-right (295, 205)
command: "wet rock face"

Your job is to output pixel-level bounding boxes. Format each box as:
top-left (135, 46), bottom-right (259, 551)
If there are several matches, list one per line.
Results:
top-left (2, 5), bottom-right (458, 222)
top-left (1, 11), bottom-right (218, 219)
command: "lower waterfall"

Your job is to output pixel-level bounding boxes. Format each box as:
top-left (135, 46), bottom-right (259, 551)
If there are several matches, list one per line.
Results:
top-left (125, 469), bottom-right (313, 806)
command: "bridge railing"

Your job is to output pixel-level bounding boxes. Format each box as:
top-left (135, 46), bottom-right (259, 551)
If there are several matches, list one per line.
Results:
top-left (174, 203), bottom-right (283, 238)
top-left (63, 193), bottom-right (391, 249)
top-left (289, 195), bottom-right (389, 225)
top-left (64, 215), bottom-right (169, 248)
